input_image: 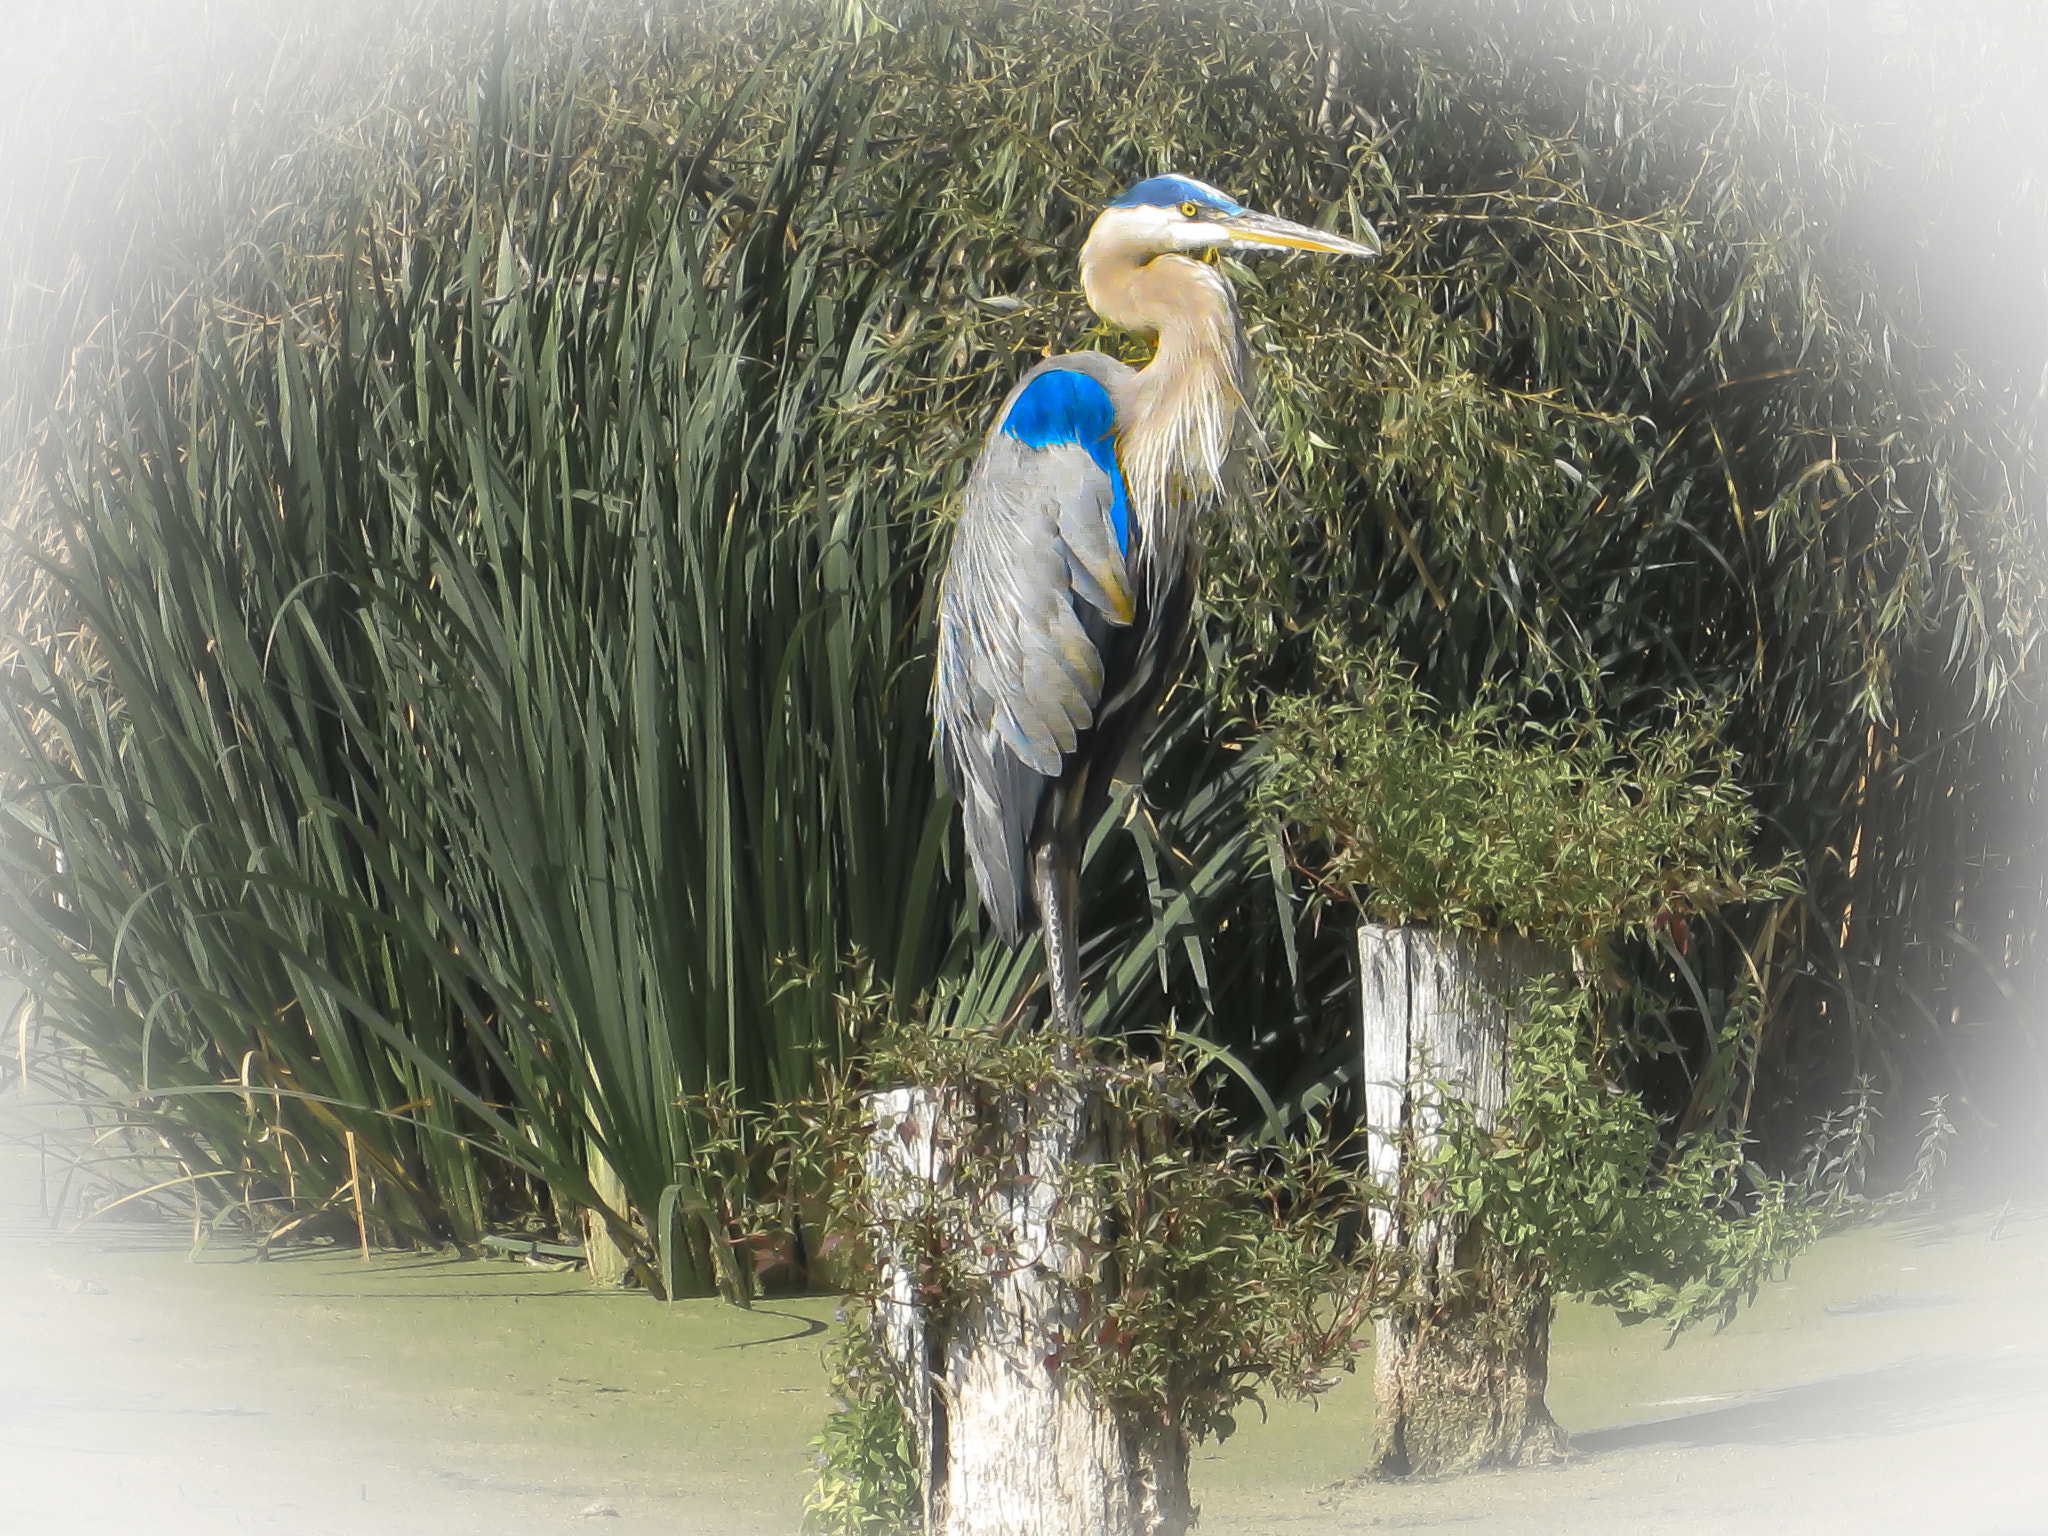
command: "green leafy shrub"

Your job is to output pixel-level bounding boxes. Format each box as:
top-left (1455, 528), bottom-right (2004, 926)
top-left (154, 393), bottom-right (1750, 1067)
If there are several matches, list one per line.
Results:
top-left (1430, 976), bottom-right (1960, 1334)
top-left (805, 1317), bottom-right (921, 1536)
top-left (1256, 641), bottom-right (1798, 951)
top-left (1432, 977), bottom-right (1824, 1333)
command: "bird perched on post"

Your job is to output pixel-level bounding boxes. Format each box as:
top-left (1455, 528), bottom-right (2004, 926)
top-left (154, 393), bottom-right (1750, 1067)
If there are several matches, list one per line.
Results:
top-left (932, 174), bottom-right (1378, 1035)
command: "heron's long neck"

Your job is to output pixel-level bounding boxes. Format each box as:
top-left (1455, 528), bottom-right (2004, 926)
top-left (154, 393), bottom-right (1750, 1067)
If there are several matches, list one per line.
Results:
top-left (1080, 250), bottom-right (1250, 577)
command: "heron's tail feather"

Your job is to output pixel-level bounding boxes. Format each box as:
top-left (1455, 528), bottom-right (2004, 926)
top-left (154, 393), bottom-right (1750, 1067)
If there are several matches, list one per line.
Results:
top-left (951, 732), bottom-right (1044, 948)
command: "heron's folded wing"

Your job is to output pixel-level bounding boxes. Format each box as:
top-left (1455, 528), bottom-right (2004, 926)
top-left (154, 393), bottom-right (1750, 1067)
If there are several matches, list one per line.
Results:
top-left (931, 367), bottom-right (1137, 939)
top-left (938, 442), bottom-right (1121, 776)
top-left (938, 373), bottom-right (1136, 767)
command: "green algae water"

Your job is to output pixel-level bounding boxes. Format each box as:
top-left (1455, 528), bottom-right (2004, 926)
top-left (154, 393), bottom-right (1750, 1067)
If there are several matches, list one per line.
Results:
top-left (4, 1122), bottom-right (2043, 1535)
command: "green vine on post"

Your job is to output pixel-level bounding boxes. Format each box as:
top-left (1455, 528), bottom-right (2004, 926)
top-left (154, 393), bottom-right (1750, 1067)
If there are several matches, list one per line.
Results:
top-left (792, 973), bottom-right (1390, 1533)
top-left (1256, 637), bottom-right (1823, 1474)
top-left (1253, 639), bottom-right (1828, 1313)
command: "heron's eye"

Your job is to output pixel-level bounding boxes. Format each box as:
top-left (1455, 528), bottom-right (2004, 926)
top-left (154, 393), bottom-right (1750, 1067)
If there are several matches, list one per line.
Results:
top-left (1179, 201), bottom-right (1202, 219)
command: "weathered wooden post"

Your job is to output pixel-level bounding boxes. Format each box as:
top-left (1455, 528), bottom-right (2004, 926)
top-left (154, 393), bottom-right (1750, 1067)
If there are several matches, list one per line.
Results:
top-left (862, 1077), bottom-right (1191, 1536)
top-left (1358, 921), bottom-right (1570, 1477)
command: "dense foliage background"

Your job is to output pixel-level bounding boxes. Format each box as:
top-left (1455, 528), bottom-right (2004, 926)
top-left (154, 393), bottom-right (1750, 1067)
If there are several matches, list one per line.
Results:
top-left (2, 0), bottom-right (2041, 1279)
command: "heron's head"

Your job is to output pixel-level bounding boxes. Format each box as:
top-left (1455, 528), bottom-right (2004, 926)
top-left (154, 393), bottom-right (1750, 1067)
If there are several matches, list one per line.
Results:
top-left (1086, 174), bottom-right (1381, 266)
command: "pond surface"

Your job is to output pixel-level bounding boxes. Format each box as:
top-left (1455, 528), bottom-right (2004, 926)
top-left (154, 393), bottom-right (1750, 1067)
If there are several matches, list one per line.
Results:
top-left (4, 1129), bottom-right (2043, 1535)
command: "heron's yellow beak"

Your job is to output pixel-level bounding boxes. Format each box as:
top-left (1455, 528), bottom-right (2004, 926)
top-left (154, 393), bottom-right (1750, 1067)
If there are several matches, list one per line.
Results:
top-left (1224, 209), bottom-right (1380, 261)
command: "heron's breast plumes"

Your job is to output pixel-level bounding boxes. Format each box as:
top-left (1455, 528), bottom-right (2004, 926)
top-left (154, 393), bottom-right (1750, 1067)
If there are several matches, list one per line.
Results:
top-left (1117, 258), bottom-right (1253, 588)
top-left (1081, 232), bottom-right (1254, 589)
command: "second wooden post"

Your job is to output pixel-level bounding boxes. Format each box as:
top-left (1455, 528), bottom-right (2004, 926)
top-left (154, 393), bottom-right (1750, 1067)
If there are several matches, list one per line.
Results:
top-left (1358, 921), bottom-right (1570, 1477)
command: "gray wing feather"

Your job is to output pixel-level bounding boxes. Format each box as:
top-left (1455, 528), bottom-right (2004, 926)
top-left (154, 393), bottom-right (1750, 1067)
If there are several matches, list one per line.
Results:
top-left (932, 392), bottom-right (1135, 944)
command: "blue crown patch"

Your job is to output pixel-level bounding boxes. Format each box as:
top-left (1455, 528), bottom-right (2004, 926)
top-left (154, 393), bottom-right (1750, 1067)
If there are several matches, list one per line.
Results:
top-left (1107, 175), bottom-right (1244, 215)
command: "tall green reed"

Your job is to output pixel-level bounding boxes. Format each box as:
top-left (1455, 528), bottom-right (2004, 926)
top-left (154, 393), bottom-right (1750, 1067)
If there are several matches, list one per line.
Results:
top-left (0, 6), bottom-right (1270, 1288)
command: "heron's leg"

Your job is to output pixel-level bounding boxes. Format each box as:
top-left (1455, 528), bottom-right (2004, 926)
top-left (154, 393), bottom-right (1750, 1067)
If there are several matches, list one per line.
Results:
top-left (1031, 841), bottom-right (1083, 1037)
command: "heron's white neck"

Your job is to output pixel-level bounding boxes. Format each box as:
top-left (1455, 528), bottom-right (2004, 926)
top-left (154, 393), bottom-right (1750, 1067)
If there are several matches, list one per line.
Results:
top-left (1079, 234), bottom-right (1251, 575)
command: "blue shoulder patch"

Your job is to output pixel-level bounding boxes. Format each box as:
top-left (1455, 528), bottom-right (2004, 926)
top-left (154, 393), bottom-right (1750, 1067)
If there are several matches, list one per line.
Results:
top-left (1107, 174), bottom-right (1244, 216)
top-left (1001, 370), bottom-right (1131, 553)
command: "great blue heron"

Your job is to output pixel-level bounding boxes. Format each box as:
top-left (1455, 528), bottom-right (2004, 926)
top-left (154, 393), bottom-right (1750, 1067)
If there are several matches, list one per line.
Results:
top-left (932, 173), bottom-right (1379, 1034)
